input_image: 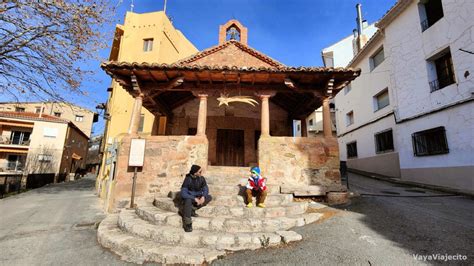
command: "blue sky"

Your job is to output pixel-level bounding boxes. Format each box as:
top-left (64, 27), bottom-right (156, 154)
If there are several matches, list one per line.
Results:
top-left (3, 0), bottom-right (396, 135)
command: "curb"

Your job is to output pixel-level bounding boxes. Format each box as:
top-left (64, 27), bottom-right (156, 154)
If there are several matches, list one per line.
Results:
top-left (347, 168), bottom-right (474, 198)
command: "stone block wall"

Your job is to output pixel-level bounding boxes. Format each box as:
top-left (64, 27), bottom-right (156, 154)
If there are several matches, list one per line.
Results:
top-left (258, 136), bottom-right (341, 187)
top-left (113, 135), bottom-right (208, 206)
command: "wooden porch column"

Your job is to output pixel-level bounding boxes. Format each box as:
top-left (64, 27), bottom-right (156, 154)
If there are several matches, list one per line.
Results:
top-left (128, 93), bottom-right (143, 135)
top-left (322, 97), bottom-right (332, 138)
top-left (259, 94), bottom-right (271, 137)
top-left (196, 93), bottom-right (208, 136)
top-left (300, 118), bottom-right (308, 137)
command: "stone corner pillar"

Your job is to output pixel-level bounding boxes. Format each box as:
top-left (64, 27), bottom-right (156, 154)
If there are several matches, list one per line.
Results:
top-left (322, 97), bottom-right (332, 138)
top-left (256, 92), bottom-right (275, 137)
top-left (195, 93), bottom-right (208, 136)
top-left (128, 93), bottom-right (144, 136)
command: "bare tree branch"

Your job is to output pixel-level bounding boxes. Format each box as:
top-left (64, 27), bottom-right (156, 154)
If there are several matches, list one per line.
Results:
top-left (0, 1), bottom-right (115, 102)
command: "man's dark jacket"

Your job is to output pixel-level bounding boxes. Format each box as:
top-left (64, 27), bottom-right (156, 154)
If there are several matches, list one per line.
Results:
top-left (180, 174), bottom-right (209, 200)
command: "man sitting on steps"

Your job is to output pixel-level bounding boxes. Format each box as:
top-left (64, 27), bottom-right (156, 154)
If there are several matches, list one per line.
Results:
top-left (180, 164), bottom-right (212, 232)
top-left (245, 166), bottom-right (267, 208)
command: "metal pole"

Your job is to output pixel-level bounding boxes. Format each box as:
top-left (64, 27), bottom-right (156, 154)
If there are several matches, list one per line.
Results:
top-left (130, 166), bottom-right (137, 208)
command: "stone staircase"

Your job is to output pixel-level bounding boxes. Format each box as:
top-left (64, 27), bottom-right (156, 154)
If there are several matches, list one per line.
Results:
top-left (98, 166), bottom-right (323, 264)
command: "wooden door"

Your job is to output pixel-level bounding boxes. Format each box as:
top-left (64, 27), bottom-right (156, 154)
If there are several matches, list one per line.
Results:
top-left (216, 129), bottom-right (244, 166)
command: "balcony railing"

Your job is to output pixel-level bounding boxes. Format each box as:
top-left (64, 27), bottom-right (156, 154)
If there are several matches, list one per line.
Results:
top-left (0, 137), bottom-right (30, 146)
top-left (7, 162), bottom-right (24, 171)
top-left (429, 75), bottom-right (455, 92)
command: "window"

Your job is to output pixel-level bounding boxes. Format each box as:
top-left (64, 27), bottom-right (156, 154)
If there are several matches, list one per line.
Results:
top-left (344, 84), bottom-right (352, 95)
top-left (346, 111), bottom-right (354, 126)
top-left (419, 0), bottom-right (444, 32)
top-left (375, 129), bottom-right (394, 153)
top-left (54, 112), bottom-right (61, 117)
top-left (35, 107), bottom-right (42, 114)
top-left (138, 114), bottom-right (145, 132)
top-left (428, 49), bottom-right (455, 92)
top-left (309, 119), bottom-right (314, 126)
top-left (347, 142), bottom-right (358, 158)
top-left (374, 88), bottom-right (390, 111)
top-left (7, 155), bottom-right (25, 171)
top-left (143, 38), bottom-right (153, 52)
top-left (370, 47), bottom-right (384, 71)
top-left (412, 126), bottom-right (449, 156)
top-left (75, 115), bottom-right (84, 122)
top-left (297, 124), bottom-right (301, 131)
top-left (38, 154), bottom-right (53, 162)
top-left (15, 107), bottom-right (25, 112)
top-left (10, 131), bottom-right (31, 145)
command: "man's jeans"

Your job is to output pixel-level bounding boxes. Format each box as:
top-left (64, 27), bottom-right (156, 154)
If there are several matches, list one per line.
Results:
top-left (182, 195), bottom-right (212, 225)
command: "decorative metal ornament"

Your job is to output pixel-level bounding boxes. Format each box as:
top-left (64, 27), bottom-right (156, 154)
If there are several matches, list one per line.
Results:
top-left (217, 93), bottom-right (259, 107)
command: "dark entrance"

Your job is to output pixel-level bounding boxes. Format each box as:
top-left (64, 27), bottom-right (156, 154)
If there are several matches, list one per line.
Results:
top-left (216, 129), bottom-right (244, 166)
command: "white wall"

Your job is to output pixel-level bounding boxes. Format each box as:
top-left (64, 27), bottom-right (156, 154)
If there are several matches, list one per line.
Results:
top-left (322, 24), bottom-right (377, 67)
top-left (384, 0), bottom-right (474, 171)
top-left (385, 0), bottom-right (474, 121)
top-left (334, 35), bottom-right (395, 161)
top-left (26, 121), bottom-right (68, 175)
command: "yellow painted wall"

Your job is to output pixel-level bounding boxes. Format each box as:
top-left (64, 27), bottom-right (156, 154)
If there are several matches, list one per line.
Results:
top-left (98, 11), bottom-right (198, 204)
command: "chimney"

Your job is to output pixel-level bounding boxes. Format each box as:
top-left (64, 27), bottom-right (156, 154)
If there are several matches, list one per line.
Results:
top-left (354, 3), bottom-right (368, 54)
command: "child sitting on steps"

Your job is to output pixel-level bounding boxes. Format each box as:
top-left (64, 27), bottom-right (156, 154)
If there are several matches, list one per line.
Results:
top-left (245, 166), bottom-right (267, 208)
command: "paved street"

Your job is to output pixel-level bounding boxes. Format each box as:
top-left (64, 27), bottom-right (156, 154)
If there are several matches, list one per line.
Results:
top-left (213, 173), bottom-right (474, 265)
top-left (1, 173), bottom-right (472, 265)
top-left (0, 175), bottom-right (132, 266)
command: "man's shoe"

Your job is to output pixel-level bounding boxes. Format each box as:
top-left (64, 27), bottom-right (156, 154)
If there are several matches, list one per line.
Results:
top-left (257, 203), bottom-right (265, 208)
top-left (184, 223), bottom-right (193, 232)
top-left (246, 203), bottom-right (253, 208)
top-left (191, 211), bottom-right (199, 217)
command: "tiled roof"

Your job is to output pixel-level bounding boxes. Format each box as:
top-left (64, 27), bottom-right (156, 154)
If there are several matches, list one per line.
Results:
top-left (0, 111), bottom-right (90, 139)
top-left (175, 40), bottom-right (285, 68)
top-left (375, 0), bottom-right (412, 29)
top-left (102, 61), bottom-right (359, 74)
top-left (0, 111), bottom-right (68, 123)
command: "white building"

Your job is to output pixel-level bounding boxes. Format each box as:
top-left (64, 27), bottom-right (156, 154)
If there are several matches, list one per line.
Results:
top-left (294, 13), bottom-right (377, 137)
top-left (331, 0), bottom-right (474, 193)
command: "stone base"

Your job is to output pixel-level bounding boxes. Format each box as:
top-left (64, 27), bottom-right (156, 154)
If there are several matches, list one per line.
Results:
top-left (326, 191), bottom-right (349, 205)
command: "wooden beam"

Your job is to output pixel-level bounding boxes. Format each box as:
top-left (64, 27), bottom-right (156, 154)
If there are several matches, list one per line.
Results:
top-left (146, 95), bottom-right (172, 117)
top-left (140, 81), bottom-right (325, 96)
top-left (149, 76), bottom-right (184, 97)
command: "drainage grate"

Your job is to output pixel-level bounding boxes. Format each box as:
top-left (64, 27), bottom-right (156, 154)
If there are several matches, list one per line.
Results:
top-left (380, 190), bottom-right (400, 195)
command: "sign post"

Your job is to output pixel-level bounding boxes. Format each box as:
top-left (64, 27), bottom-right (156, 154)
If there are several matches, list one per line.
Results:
top-left (128, 138), bottom-right (146, 208)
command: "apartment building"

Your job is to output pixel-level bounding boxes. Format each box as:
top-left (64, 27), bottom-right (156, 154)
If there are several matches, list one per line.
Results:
top-left (0, 111), bottom-right (89, 191)
top-left (0, 102), bottom-right (98, 137)
top-left (330, 0), bottom-right (473, 193)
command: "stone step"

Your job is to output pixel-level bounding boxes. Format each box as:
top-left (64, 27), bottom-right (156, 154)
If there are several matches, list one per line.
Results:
top-left (206, 166), bottom-right (250, 176)
top-left (166, 192), bottom-right (294, 207)
top-left (118, 209), bottom-right (301, 252)
top-left (206, 176), bottom-right (248, 185)
top-left (97, 214), bottom-right (225, 264)
top-left (153, 197), bottom-right (308, 218)
top-left (136, 202), bottom-right (323, 233)
top-left (207, 184), bottom-right (280, 195)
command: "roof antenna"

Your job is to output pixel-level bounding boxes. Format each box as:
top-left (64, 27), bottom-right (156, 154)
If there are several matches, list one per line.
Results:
top-left (164, 0), bottom-right (168, 14)
top-left (130, 0), bottom-right (134, 12)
